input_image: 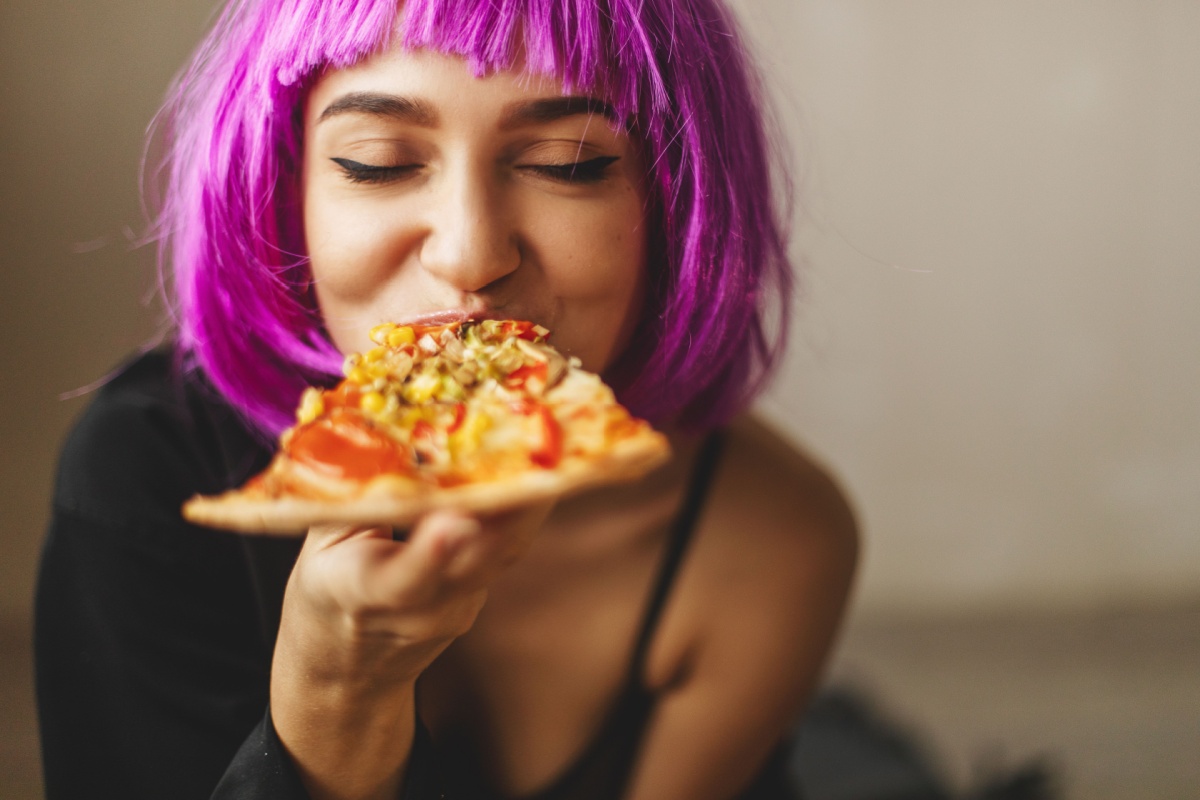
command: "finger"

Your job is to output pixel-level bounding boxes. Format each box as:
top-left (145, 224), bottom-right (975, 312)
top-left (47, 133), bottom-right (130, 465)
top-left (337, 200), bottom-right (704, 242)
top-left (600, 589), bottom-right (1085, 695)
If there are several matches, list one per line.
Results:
top-left (403, 503), bottom-right (547, 597)
top-left (293, 523), bottom-right (405, 612)
top-left (304, 521), bottom-right (395, 552)
top-left (380, 511), bottom-right (483, 602)
top-left (449, 502), bottom-right (553, 576)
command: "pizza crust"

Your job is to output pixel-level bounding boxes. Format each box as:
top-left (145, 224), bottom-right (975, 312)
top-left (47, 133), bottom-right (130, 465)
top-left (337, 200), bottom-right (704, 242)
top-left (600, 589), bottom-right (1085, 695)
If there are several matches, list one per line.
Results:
top-left (182, 430), bottom-right (670, 535)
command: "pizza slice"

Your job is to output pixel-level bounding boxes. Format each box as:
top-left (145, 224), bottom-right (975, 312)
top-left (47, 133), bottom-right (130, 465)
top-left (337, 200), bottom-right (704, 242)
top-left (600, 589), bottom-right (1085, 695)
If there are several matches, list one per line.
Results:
top-left (182, 320), bottom-right (670, 534)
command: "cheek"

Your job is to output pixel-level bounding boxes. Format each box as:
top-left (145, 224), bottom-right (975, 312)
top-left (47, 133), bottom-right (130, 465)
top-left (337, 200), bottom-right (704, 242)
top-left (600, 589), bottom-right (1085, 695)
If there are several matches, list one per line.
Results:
top-left (305, 196), bottom-right (407, 302)
top-left (534, 199), bottom-right (648, 369)
top-left (541, 196), bottom-right (647, 300)
top-left (595, 219), bottom-right (648, 320)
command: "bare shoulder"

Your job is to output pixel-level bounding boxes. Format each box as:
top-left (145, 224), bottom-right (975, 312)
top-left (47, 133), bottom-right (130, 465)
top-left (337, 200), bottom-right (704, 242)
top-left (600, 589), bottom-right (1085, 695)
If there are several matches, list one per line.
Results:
top-left (651, 413), bottom-right (859, 704)
top-left (688, 413), bottom-right (859, 593)
top-left (716, 414), bottom-right (858, 547)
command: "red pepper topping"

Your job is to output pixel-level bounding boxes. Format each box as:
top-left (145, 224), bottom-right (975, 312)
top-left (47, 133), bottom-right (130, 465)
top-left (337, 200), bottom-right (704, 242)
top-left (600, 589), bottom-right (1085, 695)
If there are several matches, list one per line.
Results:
top-left (505, 361), bottom-right (548, 390)
top-left (530, 405), bottom-right (562, 468)
top-left (412, 420), bottom-right (435, 441)
top-left (409, 321), bottom-right (461, 339)
top-left (447, 403), bottom-right (467, 433)
top-left (497, 320), bottom-right (539, 341)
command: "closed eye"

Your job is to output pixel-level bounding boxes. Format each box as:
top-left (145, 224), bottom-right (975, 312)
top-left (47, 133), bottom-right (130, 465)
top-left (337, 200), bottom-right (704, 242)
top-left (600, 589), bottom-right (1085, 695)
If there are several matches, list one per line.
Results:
top-left (519, 155), bottom-right (620, 185)
top-left (331, 157), bottom-right (421, 184)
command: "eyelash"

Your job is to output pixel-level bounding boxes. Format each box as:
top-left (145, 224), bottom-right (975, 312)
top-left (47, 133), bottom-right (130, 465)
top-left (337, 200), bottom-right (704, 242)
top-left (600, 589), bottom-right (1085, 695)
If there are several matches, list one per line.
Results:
top-left (330, 155), bottom-right (620, 186)
top-left (331, 158), bottom-right (420, 185)
top-left (520, 156), bottom-right (620, 184)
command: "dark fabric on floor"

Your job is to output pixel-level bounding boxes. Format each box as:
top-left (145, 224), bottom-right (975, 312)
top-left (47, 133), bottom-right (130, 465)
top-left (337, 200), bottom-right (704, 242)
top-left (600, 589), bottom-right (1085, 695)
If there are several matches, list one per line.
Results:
top-left (792, 688), bottom-right (1056, 800)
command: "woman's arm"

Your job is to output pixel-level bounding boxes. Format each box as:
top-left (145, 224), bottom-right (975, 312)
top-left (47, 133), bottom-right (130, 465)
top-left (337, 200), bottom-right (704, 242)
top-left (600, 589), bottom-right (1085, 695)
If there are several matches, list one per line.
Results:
top-left (626, 417), bottom-right (859, 800)
top-left (268, 507), bottom-right (547, 800)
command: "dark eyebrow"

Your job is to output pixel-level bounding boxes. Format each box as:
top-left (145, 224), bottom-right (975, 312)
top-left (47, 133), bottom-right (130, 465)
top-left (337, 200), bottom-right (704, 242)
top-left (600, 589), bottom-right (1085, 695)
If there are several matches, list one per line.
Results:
top-left (317, 92), bottom-right (437, 126)
top-left (499, 96), bottom-right (617, 129)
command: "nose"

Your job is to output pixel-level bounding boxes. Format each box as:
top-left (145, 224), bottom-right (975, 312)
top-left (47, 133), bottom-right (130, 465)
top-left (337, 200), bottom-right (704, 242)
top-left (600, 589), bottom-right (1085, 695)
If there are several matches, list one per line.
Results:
top-left (418, 163), bottom-right (520, 292)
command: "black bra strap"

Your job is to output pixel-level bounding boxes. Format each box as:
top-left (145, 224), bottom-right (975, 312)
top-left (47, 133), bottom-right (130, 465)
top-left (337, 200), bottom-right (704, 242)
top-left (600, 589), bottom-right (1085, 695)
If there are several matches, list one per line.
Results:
top-left (628, 430), bottom-right (727, 675)
top-left (510, 432), bottom-right (730, 800)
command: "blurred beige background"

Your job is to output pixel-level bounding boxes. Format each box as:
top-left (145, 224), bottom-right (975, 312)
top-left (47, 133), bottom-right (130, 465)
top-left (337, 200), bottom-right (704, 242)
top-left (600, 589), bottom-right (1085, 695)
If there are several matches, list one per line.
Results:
top-left (742, 0), bottom-right (1200, 615)
top-left (2, 1), bottom-right (1198, 797)
top-left (4, 0), bottom-right (1198, 623)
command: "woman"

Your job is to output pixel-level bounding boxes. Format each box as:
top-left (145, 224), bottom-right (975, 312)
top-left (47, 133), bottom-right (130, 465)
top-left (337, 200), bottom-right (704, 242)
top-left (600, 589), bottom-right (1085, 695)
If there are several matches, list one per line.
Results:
top-left (36, 0), bottom-right (857, 798)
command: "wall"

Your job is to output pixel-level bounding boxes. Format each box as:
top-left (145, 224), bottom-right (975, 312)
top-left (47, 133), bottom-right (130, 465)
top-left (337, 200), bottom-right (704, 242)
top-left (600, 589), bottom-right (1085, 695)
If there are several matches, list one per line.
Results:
top-left (736, 0), bottom-right (1200, 613)
top-left (3, 1), bottom-right (1198, 619)
top-left (1, 1), bottom-right (217, 617)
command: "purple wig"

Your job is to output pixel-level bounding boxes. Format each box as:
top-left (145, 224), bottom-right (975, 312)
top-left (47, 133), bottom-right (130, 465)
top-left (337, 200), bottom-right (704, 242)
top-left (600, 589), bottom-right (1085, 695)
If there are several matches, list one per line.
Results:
top-left (153, 0), bottom-right (794, 435)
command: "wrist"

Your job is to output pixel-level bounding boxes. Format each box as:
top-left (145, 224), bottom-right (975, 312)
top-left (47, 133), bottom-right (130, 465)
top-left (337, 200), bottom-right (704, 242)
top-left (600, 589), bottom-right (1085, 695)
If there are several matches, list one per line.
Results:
top-left (272, 603), bottom-right (423, 700)
top-left (270, 663), bottom-right (417, 800)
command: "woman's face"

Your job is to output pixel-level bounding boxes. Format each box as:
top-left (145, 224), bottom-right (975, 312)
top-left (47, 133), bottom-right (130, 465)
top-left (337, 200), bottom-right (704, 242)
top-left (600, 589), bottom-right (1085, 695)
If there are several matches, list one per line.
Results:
top-left (302, 47), bottom-right (649, 374)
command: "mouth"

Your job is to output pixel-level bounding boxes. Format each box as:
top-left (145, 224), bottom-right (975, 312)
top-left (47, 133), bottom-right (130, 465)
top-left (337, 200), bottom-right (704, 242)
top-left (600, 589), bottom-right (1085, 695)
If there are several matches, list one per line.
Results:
top-left (399, 309), bottom-right (475, 326)
top-left (400, 306), bottom-right (531, 327)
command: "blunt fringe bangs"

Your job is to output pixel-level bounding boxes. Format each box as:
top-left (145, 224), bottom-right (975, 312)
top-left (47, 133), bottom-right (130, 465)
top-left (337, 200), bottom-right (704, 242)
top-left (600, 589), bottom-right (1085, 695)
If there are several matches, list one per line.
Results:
top-left (154, 0), bottom-right (793, 436)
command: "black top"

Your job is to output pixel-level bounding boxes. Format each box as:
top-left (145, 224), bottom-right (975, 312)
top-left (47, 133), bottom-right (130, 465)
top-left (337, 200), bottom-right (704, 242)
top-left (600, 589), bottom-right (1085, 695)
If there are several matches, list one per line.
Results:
top-left (438, 434), bottom-right (726, 800)
top-left (35, 349), bottom-right (798, 799)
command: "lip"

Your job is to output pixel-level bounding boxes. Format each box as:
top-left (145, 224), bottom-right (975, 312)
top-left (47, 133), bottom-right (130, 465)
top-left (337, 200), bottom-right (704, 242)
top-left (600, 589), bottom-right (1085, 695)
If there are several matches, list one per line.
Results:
top-left (400, 307), bottom-right (537, 328)
top-left (399, 307), bottom-right (506, 326)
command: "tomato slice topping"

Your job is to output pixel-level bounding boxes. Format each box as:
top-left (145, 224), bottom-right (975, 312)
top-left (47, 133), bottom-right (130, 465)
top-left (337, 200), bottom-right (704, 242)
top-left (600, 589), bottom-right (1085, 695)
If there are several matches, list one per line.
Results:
top-left (289, 409), bottom-right (412, 481)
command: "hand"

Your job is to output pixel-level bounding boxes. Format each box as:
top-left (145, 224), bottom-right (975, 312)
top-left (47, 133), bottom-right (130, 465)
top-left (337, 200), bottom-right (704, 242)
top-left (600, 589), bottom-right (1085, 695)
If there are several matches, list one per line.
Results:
top-left (269, 504), bottom-right (549, 800)
top-left (288, 504), bottom-right (547, 682)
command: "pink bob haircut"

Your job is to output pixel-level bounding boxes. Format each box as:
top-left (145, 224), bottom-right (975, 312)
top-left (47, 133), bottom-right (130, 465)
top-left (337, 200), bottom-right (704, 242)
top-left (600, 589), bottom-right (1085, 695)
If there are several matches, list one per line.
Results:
top-left (154, 0), bottom-right (794, 436)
